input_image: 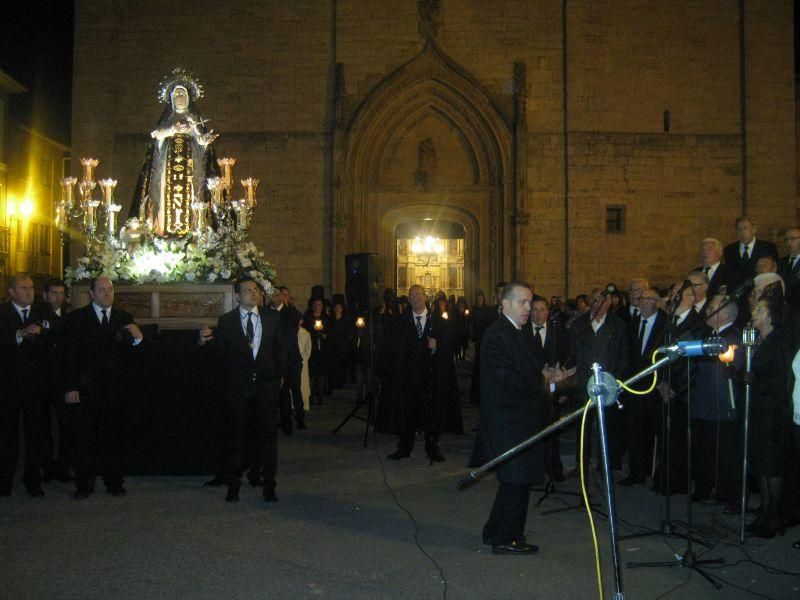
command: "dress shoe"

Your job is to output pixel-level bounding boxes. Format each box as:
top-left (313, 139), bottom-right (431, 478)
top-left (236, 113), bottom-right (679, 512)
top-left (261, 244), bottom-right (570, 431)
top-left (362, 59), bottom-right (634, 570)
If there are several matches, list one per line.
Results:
top-left (225, 486), bottom-right (240, 503)
top-left (387, 449), bottom-right (411, 460)
top-left (723, 502), bottom-right (758, 515)
top-left (26, 486), bottom-right (45, 498)
top-left (427, 450), bottom-right (445, 465)
top-left (262, 489), bottom-right (278, 503)
top-left (247, 474), bottom-right (263, 487)
top-left (491, 540), bottom-right (539, 555)
top-left (617, 476), bottom-right (645, 486)
top-left (107, 486), bottom-right (126, 497)
top-left (691, 492), bottom-right (716, 504)
top-left (204, 476), bottom-right (225, 487)
top-left (749, 516), bottom-right (785, 539)
top-left (483, 534), bottom-right (527, 546)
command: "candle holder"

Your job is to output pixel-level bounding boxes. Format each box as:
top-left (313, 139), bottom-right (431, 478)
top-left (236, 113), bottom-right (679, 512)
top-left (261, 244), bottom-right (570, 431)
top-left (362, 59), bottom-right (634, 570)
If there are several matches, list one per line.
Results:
top-left (98, 178), bottom-right (118, 207)
top-left (60, 176), bottom-right (78, 211)
top-left (191, 200), bottom-right (208, 235)
top-left (56, 200), bottom-right (69, 233)
top-left (217, 157), bottom-right (236, 192)
top-left (232, 199), bottom-right (250, 231)
top-left (106, 203), bottom-right (122, 237)
top-left (80, 157), bottom-right (99, 184)
top-left (85, 199), bottom-right (101, 239)
top-left (241, 177), bottom-right (259, 208)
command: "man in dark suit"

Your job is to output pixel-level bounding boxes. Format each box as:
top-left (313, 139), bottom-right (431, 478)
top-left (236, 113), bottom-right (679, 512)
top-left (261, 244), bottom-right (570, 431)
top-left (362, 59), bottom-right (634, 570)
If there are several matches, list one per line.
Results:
top-left (523, 294), bottom-right (570, 480)
top-left (568, 287), bottom-right (630, 475)
top-left (652, 282), bottom-right (701, 494)
top-left (778, 226), bottom-right (800, 311)
top-left (472, 282), bottom-right (545, 555)
top-left (64, 277), bottom-right (143, 499)
top-left (469, 282), bottom-right (505, 406)
top-left (691, 295), bottom-right (744, 509)
top-left (723, 216), bottom-right (779, 281)
top-left (387, 284), bottom-right (447, 463)
top-left (701, 238), bottom-right (742, 300)
top-left (619, 287), bottom-right (667, 486)
top-left (269, 289), bottom-right (305, 434)
top-left (0, 274), bottom-right (49, 497)
top-left (199, 277), bottom-right (287, 503)
top-left (39, 278), bottom-right (73, 483)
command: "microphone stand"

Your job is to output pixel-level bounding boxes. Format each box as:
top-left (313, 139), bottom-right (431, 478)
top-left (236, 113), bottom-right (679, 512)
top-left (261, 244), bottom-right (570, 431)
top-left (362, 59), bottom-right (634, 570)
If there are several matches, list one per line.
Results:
top-left (459, 357), bottom-right (690, 600)
top-left (333, 309), bottom-right (377, 448)
top-left (627, 356), bottom-right (725, 590)
top-left (739, 325), bottom-right (757, 543)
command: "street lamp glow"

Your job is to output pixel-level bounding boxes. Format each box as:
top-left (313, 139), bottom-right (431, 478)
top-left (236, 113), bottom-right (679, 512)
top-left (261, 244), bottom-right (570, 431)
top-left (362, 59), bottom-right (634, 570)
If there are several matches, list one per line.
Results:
top-left (19, 198), bottom-right (34, 219)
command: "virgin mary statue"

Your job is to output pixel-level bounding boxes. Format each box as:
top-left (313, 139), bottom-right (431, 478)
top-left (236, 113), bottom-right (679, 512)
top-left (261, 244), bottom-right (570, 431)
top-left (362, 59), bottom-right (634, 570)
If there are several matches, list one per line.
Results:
top-left (130, 68), bottom-right (220, 237)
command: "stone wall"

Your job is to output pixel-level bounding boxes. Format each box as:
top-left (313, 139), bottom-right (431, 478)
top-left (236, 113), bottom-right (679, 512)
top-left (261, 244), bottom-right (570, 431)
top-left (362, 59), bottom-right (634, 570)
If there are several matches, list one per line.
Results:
top-left (71, 0), bottom-right (797, 302)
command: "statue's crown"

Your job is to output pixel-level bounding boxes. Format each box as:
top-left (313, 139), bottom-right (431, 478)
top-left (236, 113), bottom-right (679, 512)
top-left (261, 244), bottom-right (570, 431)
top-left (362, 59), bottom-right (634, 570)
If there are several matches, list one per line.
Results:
top-left (157, 68), bottom-right (204, 104)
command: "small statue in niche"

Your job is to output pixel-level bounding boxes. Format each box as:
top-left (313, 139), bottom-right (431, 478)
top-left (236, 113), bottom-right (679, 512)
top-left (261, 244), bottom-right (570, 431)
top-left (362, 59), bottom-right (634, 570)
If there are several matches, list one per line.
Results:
top-left (415, 138), bottom-right (437, 187)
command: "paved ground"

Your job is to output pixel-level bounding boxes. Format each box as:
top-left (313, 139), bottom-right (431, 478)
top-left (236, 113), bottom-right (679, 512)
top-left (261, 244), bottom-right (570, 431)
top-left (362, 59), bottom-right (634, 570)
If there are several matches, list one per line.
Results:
top-left (2, 361), bottom-right (799, 599)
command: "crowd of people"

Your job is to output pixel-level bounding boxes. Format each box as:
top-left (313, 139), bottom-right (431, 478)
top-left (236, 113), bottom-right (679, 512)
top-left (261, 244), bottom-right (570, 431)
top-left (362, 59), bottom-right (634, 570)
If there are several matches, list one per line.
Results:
top-left (2, 215), bottom-right (800, 553)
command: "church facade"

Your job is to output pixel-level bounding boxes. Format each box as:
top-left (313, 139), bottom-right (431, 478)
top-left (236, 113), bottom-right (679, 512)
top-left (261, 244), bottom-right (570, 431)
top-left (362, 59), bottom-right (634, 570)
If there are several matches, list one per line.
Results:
top-left (71, 0), bottom-right (797, 300)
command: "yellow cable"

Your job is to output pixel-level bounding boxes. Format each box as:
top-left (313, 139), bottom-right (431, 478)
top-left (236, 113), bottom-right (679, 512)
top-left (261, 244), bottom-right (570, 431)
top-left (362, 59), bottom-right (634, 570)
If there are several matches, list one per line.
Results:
top-left (616, 348), bottom-right (661, 395)
top-left (579, 398), bottom-right (604, 600)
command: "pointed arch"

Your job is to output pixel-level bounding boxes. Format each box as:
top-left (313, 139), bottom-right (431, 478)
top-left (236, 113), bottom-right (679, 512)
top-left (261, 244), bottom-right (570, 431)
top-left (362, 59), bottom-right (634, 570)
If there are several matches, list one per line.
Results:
top-left (333, 41), bottom-right (517, 296)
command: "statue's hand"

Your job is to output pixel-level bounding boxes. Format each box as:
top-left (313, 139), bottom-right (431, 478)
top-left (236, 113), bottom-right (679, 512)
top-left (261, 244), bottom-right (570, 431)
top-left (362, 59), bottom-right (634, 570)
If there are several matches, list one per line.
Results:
top-left (198, 131), bottom-right (219, 147)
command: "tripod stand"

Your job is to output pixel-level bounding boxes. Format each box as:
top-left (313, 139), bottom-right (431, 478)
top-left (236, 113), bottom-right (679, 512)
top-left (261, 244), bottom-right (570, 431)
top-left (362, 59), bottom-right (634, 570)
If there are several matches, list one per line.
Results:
top-left (332, 311), bottom-right (377, 448)
top-left (626, 359), bottom-right (724, 589)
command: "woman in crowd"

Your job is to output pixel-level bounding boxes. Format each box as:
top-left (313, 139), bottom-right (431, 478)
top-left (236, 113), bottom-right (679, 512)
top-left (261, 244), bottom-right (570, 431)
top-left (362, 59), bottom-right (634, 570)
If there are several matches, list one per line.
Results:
top-left (747, 295), bottom-right (794, 538)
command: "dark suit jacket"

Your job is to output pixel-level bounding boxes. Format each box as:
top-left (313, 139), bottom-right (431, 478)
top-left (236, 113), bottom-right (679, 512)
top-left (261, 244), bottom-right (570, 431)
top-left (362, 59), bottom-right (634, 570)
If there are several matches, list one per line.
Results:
top-left (705, 263), bottom-right (743, 299)
top-left (0, 301), bottom-right (49, 395)
top-left (779, 255), bottom-right (800, 311)
top-left (212, 307), bottom-right (287, 404)
top-left (628, 309), bottom-right (667, 371)
top-left (569, 311), bottom-right (631, 396)
top-left (523, 319), bottom-right (570, 367)
top-left (64, 303), bottom-right (139, 399)
top-left (724, 238), bottom-right (779, 280)
top-left (474, 316), bottom-right (545, 484)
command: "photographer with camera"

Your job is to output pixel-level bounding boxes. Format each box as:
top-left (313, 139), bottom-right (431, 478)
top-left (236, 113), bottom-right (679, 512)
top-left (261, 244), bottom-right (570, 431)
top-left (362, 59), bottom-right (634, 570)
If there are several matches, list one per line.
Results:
top-left (64, 277), bottom-right (143, 499)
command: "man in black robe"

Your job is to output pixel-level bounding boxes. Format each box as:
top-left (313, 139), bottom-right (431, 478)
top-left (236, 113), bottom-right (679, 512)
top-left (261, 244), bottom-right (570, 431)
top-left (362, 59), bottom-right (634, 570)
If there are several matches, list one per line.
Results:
top-left (473, 282), bottom-right (545, 555)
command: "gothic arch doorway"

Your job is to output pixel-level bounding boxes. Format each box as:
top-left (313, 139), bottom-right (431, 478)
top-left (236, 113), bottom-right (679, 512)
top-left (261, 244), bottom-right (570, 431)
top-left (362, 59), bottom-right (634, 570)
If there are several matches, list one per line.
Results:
top-left (332, 42), bottom-right (519, 298)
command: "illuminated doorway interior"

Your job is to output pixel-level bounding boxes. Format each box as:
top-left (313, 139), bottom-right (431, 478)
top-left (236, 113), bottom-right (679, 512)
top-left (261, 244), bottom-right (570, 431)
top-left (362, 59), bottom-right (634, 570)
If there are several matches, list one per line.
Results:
top-left (395, 220), bottom-right (466, 300)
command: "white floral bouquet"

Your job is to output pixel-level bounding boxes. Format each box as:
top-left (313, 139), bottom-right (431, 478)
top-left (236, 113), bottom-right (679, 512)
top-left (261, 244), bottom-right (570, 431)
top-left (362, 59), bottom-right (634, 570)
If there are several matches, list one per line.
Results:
top-left (65, 224), bottom-right (277, 296)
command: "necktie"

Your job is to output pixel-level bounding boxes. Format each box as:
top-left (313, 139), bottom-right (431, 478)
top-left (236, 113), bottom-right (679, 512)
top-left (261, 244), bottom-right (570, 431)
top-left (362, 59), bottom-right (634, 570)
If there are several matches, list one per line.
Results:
top-left (703, 265), bottom-right (710, 274)
top-left (533, 326), bottom-right (543, 349)
top-left (742, 246), bottom-right (749, 260)
top-left (101, 309), bottom-right (109, 327)
top-left (631, 307), bottom-right (639, 319)
top-left (638, 318), bottom-right (648, 353)
top-left (415, 315), bottom-right (423, 338)
top-left (246, 312), bottom-right (255, 347)
top-left (21, 308), bottom-right (29, 324)
top-left (672, 314), bottom-right (679, 326)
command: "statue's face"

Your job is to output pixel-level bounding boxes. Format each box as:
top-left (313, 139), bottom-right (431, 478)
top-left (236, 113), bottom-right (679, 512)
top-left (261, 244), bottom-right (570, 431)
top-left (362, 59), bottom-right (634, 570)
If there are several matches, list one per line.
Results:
top-left (171, 86), bottom-right (190, 113)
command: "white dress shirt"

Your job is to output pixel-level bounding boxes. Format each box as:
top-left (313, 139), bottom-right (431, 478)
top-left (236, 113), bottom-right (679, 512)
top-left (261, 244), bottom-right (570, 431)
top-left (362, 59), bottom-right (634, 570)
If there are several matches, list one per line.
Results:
top-left (239, 305), bottom-right (262, 358)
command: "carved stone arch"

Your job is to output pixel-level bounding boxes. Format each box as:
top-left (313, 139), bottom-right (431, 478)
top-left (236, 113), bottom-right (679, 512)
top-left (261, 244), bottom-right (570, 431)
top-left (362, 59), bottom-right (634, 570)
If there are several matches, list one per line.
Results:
top-left (333, 41), bottom-right (516, 297)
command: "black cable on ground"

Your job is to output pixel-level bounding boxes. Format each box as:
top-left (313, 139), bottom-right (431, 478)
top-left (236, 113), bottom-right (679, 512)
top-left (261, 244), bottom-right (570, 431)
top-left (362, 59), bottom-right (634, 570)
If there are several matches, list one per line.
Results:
top-left (373, 436), bottom-right (448, 600)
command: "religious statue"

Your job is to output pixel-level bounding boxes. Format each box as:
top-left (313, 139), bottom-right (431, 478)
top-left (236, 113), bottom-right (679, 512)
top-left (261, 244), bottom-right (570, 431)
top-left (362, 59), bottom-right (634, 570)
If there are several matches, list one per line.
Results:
top-left (130, 68), bottom-right (220, 237)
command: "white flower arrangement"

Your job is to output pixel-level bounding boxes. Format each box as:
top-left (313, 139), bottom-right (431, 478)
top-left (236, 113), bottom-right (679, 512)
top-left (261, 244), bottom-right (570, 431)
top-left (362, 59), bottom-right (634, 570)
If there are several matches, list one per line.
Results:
top-left (65, 223), bottom-right (277, 296)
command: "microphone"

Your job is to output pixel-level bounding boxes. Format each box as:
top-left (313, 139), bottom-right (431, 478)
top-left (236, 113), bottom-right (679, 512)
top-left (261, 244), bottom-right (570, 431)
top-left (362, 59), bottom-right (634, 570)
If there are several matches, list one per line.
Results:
top-left (657, 337), bottom-right (728, 357)
top-left (728, 278), bottom-right (755, 300)
top-left (599, 284), bottom-right (617, 298)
